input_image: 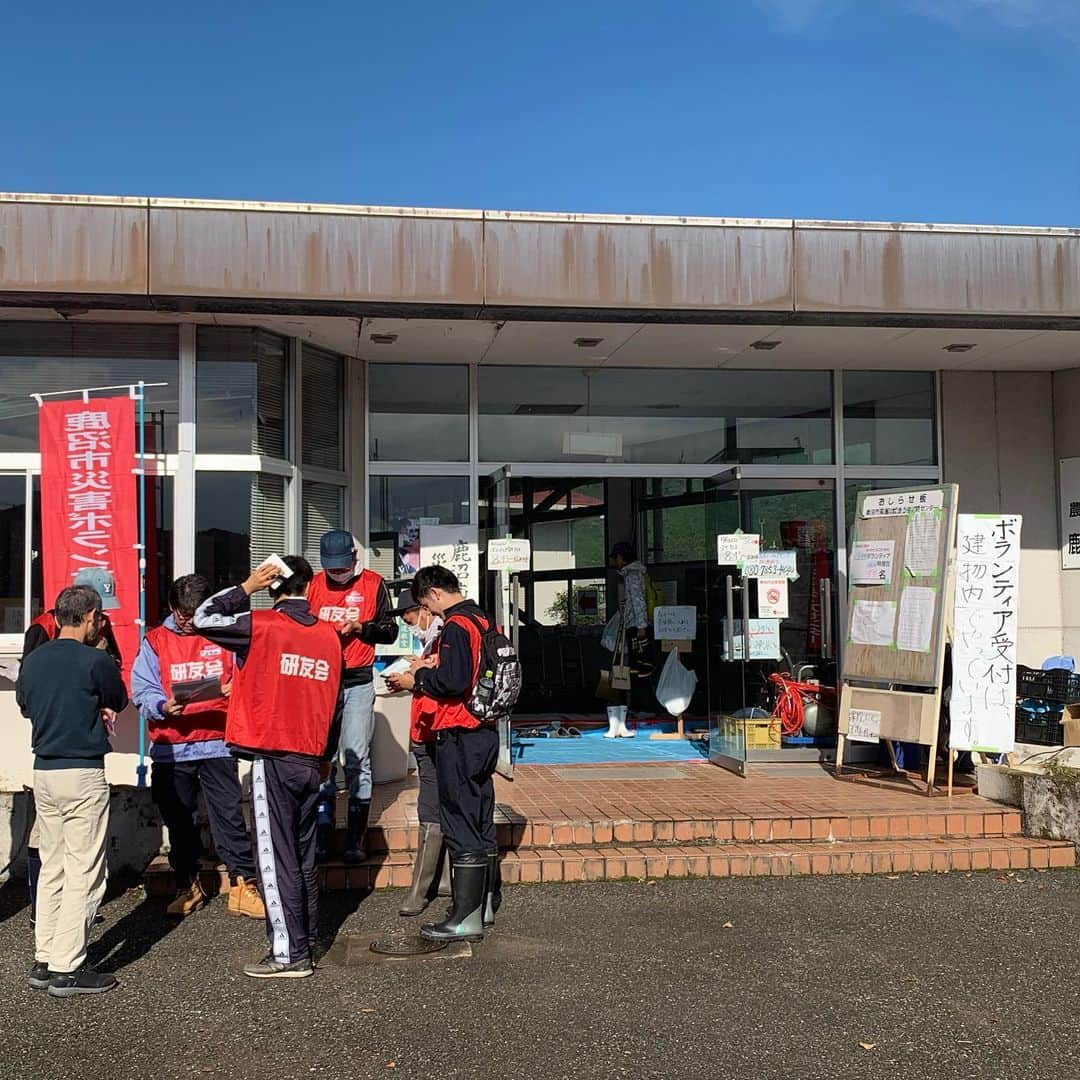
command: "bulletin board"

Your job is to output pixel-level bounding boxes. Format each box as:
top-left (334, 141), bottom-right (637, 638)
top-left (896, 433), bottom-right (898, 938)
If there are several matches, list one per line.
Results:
top-left (836, 484), bottom-right (959, 795)
top-left (841, 484), bottom-right (958, 688)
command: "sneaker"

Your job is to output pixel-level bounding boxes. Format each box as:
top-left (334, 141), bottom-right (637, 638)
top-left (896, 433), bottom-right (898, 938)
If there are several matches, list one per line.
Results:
top-left (242, 954), bottom-right (314, 979)
top-left (48, 966), bottom-right (118, 998)
top-left (227, 877), bottom-right (266, 920)
top-left (28, 962), bottom-right (51, 991)
top-left (166, 879), bottom-right (207, 918)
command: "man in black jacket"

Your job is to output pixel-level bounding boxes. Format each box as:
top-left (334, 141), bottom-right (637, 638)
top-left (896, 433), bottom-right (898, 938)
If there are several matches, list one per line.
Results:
top-left (16, 585), bottom-right (128, 998)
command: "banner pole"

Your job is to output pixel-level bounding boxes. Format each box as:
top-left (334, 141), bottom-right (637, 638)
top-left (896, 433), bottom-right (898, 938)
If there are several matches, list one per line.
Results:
top-left (136, 382), bottom-right (148, 788)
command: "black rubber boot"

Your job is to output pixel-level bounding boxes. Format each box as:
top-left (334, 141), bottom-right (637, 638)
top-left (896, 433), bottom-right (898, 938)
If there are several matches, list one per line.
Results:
top-left (437, 847), bottom-right (452, 898)
top-left (483, 850), bottom-right (502, 928)
top-left (27, 847), bottom-right (41, 926)
top-left (315, 791), bottom-right (335, 864)
top-left (343, 799), bottom-right (371, 865)
top-left (399, 823), bottom-right (444, 917)
top-left (420, 852), bottom-right (487, 942)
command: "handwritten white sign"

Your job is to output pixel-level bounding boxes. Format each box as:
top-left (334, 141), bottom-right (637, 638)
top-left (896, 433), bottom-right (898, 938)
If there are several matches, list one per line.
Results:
top-left (847, 708), bottom-right (882, 743)
top-left (950, 514), bottom-right (1022, 753)
top-left (723, 619), bottom-right (782, 661)
top-left (741, 550), bottom-right (798, 580)
top-left (653, 605), bottom-right (697, 641)
top-left (487, 537), bottom-right (531, 573)
top-left (421, 525), bottom-right (479, 602)
top-left (717, 533), bottom-right (760, 566)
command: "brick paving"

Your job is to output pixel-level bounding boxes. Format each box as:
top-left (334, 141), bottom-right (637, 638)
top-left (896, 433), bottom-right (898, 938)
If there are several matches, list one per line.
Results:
top-left (145, 760), bottom-right (1076, 895)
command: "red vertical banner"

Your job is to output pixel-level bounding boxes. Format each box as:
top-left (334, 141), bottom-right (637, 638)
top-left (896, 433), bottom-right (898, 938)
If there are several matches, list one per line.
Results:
top-left (39, 397), bottom-right (139, 683)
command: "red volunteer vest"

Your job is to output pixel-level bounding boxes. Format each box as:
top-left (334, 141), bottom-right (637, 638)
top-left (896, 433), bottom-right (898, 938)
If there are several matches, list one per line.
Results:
top-left (429, 612), bottom-right (490, 733)
top-left (227, 609), bottom-right (342, 758)
top-left (306, 569), bottom-right (382, 670)
top-left (33, 610), bottom-right (115, 641)
top-left (409, 632), bottom-right (441, 745)
top-left (145, 625), bottom-right (234, 745)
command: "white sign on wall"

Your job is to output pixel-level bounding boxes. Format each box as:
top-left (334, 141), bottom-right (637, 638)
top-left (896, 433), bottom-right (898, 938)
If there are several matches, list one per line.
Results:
top-left (487, 537), bottom-right (531, 573)
top-left (1060, 457), bottom-right (1080, 570)
top-left (653, 605), bottom-right (697, 641)
top-left (950, 513), bottom-right (1022, 754)
top-left (421, 524), bottom-right (479, 602)
top-left (757, 578), bottom-right (789, 619)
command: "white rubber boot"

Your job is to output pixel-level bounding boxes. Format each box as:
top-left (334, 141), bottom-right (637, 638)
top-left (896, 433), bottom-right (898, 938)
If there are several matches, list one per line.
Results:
top-left (605, 706), bottom-right (621, 738)
top-left (617, 706), bottom-right (635, 738)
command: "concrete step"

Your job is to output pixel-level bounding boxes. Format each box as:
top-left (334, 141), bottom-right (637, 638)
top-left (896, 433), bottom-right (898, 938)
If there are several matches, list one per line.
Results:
top-left (351, 804), bottom-right (1026, 854)
top-left (143, 834), bottom-right (1073, 897)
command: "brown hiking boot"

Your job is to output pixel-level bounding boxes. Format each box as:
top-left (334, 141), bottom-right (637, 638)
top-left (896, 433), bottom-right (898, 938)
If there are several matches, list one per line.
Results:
top-left (166, 879), bottom-right (207, 918)
top-left (227, 877), bottom-right (265, 920)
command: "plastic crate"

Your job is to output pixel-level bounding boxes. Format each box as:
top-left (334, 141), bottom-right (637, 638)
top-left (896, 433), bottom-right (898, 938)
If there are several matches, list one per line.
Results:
top-left (737, 716), bottom-right (781, 750)
top-left (1016, 703), bottom-right (1063, 747)
top-left (1016, 666), bottom-right (1080, 705)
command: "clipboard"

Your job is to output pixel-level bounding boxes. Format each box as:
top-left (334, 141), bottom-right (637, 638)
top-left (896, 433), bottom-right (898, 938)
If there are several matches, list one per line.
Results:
top-left (172, 676), bottom-right (224, 706)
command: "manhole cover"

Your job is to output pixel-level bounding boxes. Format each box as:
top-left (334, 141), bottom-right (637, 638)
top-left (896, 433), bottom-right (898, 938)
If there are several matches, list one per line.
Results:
top-left (370, 933), bottom-right (448, 957)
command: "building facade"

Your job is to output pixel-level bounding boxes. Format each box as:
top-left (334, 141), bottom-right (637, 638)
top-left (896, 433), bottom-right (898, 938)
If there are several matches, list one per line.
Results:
top-left (1, 193), bottom-right (1078, 783)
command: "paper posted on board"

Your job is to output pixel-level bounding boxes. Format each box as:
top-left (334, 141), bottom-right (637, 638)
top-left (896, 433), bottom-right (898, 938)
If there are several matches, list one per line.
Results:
top-left (850, 600), bottom-right (896, 647)
top-left (849, 540), bottom-right (895, 586)
top-left (904, 511), bottom-right (941, 577)
top-left (847, 708), bottom-right (882, 743)
top-left (897, 586), bottom-right (935, 653)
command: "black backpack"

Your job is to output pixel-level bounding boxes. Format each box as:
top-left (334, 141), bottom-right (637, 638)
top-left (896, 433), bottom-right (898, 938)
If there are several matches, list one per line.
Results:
top-left (457, 611), bottom-right (522, 721)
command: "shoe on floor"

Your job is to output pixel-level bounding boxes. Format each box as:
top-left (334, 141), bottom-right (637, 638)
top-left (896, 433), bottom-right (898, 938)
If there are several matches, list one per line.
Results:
top-left (227, 877), bottom-right (266, 920)
top-left (48, 966), bottom-right (118, 998)
top-left (166, 879), bottom-right (207, 918)
top-left (28, 962), bottom-right (50, 990)
top-left (242, 954), bottom-right (314, 979)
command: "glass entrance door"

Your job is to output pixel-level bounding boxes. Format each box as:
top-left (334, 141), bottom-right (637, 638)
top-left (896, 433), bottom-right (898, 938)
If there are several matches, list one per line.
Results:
top-left (482, 465), bottom-right (515, 779)
top-left (706, 473), bottom-right (839, 774)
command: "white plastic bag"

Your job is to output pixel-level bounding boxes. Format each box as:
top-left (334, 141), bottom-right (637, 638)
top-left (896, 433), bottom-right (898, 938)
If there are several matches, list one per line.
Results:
top-left (656, 649), bottom-right (698, 717)
top-left (600, 613), bottom-right (622, 654)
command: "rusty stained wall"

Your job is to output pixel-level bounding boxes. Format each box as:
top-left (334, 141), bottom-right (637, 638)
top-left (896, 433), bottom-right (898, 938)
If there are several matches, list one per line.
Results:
top-left (0, 200), bottom-right (148, 294)
top-left (796, 227), bottom-right (1080, 317)
top-left (149, 207), bottom-right (485, 304)
top-left (483, 218), bottom-right (794, 310)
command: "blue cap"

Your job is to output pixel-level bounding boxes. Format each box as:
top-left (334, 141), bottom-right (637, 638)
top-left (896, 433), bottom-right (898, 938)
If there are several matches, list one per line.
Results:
top-left (319, 530), bottom-right (356, 570)
top-left (74, 568), bottom-right (120, 610)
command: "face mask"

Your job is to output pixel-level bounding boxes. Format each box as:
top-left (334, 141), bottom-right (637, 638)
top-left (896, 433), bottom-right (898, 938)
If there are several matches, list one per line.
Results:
top-left (327, 567), bottom-right (354, 584)
top-left (412, 618), bottom-right (439, 648)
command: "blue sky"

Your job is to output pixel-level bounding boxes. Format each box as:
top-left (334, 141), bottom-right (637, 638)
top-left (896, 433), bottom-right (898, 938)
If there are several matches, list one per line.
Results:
top-left (3, 1), bottom-right (1078, 225)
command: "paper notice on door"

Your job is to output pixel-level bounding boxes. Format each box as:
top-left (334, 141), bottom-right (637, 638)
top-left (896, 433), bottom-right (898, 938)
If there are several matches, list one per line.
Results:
top-left (850, 600), bottom-right (897, 647)
top-left (897, 585), bottom-right (935, 653)
top-left (757, 577), bottom-right (789, 619)
top-left (904, 511), bottom-right (941, 577)
top-left (847, 708), bottom-right (882, 743)
top-left (849, 539), bottom-right (895, 586)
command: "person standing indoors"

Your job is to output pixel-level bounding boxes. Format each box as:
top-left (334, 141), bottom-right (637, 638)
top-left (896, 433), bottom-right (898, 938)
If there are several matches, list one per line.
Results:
top-left (16, 585), bottom-right (128, 998)
top-left (389, 565), bottom-right (501, 943)
top-left (306, 530), bottom-right (398, 864)
top-left (21, 568), bottom-right (123, 928)
top-left (132, 573), bottom-right (263, 921)
top-left (386, 588), bottom-right (449, 917)
top-left (194, 557), bottom-right (342, 980)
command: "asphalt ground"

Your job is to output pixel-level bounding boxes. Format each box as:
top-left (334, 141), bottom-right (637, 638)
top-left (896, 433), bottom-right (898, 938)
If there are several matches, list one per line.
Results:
top-left (0, 867), bottom-right (1076, 1080)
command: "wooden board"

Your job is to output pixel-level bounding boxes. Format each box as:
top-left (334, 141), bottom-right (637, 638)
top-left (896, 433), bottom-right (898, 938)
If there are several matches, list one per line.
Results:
top-left (841, 484), bottom-right (957, 688)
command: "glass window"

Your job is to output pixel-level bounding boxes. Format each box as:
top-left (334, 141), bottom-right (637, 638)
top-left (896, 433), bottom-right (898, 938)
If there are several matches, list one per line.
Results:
top-left (0, 476), bottom-right (26, 634)
top-left (195, 473), bottom-right (286, 607)
top-left (302, 481), bottom-right (345, 568)
top-left (843, 372), bottom-right (937, 466)
top-left (368, 364), bottom-right (468, 462)
top-left (302, 345), bottom-right (345, 471)
top-left (0, 323), bottom-right (179, 454)
top-left (196, 328), bottom-right (288, 456)
top-left (479, 367), bottom-right (833, 465)
top-left (368, 474), bottom-right (470, 579)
